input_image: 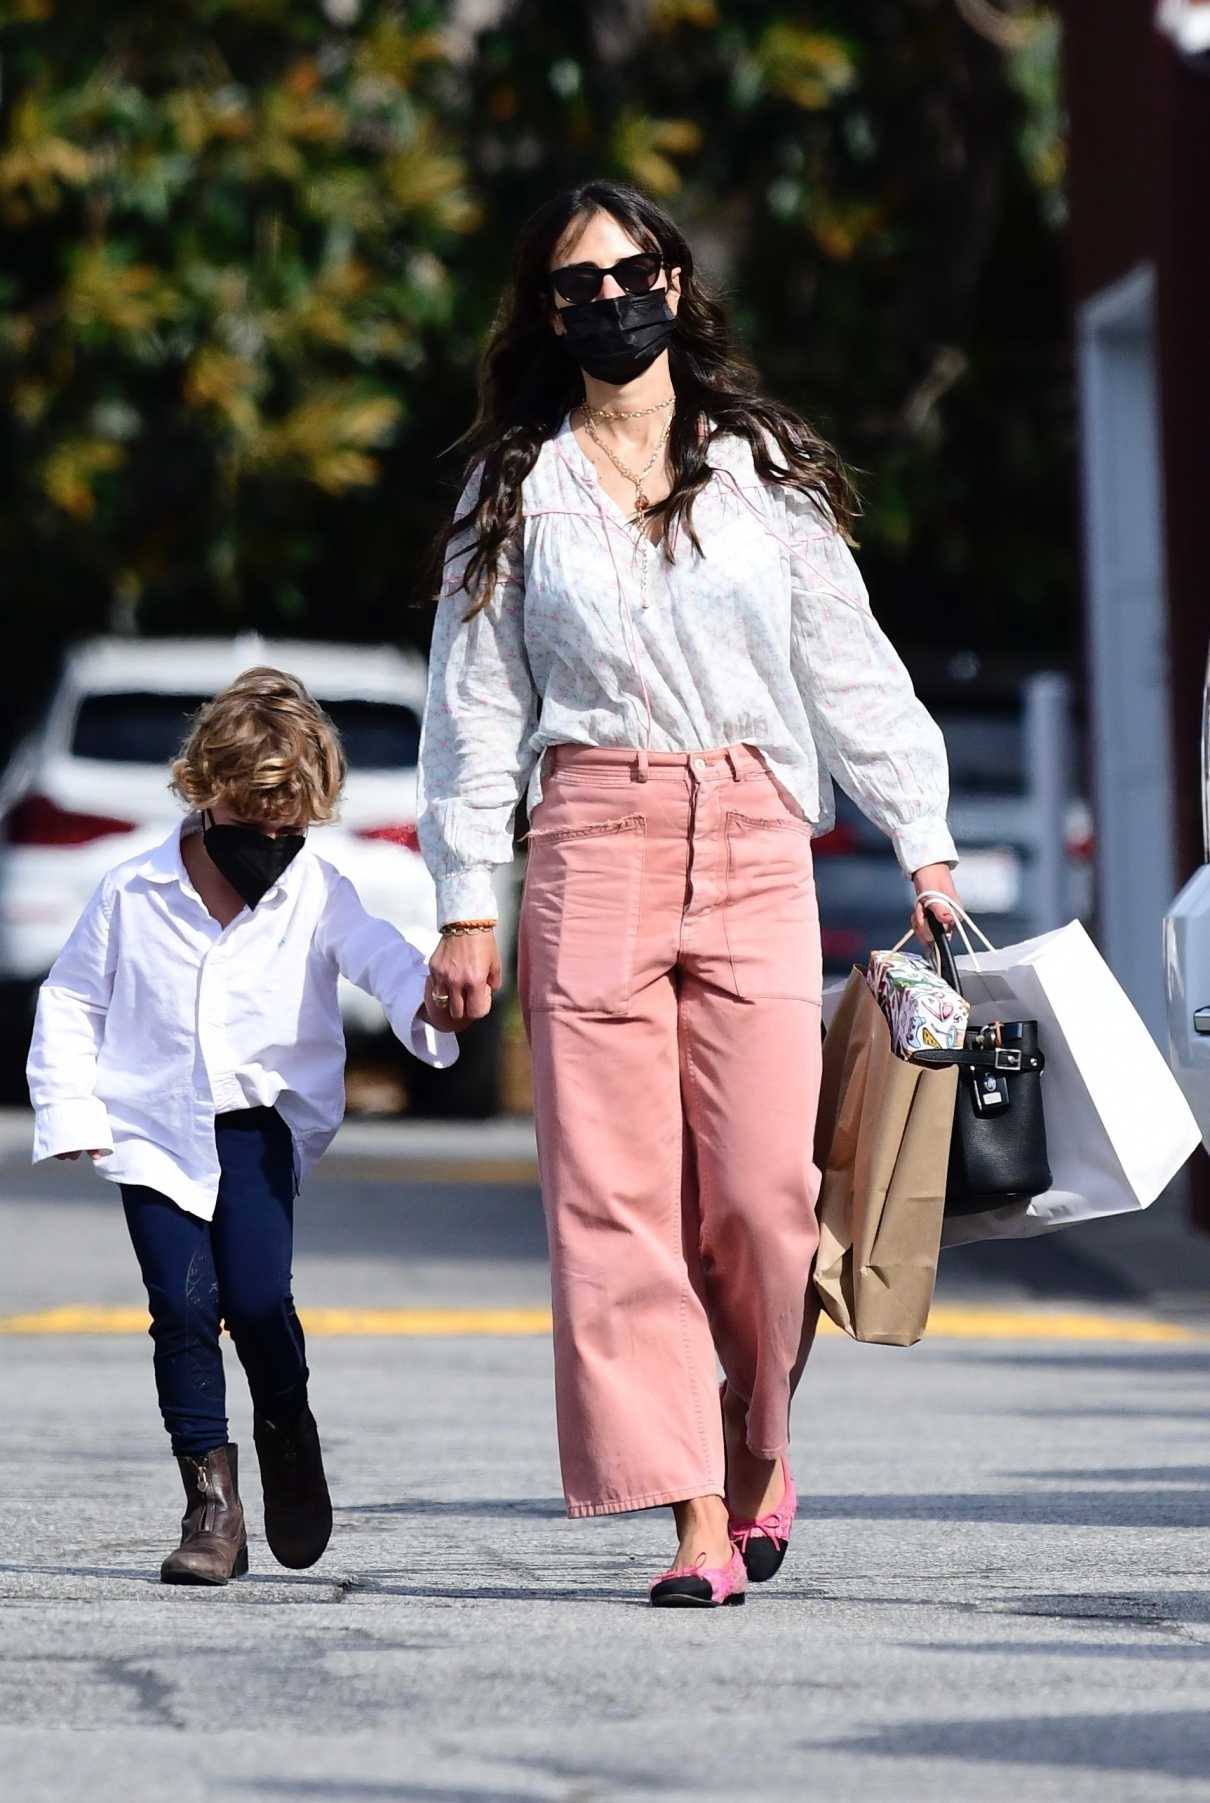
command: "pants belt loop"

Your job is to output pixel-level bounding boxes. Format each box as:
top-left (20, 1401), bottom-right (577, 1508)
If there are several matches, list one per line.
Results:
top-left (725, 747), bottom-right (743, 780)
top-left (635, 747), bottom-right (650, 783)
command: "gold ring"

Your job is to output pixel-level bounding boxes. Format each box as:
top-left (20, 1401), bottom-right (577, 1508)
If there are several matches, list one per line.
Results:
top-left (430, 991), bottom-right (450, 1005)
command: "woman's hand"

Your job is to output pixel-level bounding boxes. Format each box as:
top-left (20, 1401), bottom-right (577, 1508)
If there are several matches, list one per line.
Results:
top-left (54, 1149), bottom-right (107, 1161)
top-left (910, 863), bottom-right (961, 948)
top-left (424, 929), bottom-right (502, 1032)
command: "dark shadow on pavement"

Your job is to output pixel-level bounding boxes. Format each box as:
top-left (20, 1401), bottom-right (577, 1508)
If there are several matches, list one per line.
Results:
top-left (333, 1497), bottom-right (565, 1519)
top-left (240, 1784), bottom-right (548, 1803)
top-left (958, 1349), bottom-right (1210, 1376)
top-left (902, 1638), bottom-right (1210, 1661)
top-left (343, 1576), bottom-right (643, 1606)
top-left (0, 1560), bottom-right (349, 1593)
top-left (938, 1237), bottom-right (1143, 1305)
top-left (1012, 1406), bottom-right (1210, 1422)
top-left (815, 1709), bottom-right (1210, 1780)
top-left (1014, 1465), bottom-right (1210, 1484)
top-left (793, 1489), bottom-right (1210, 1528)
top-left (0, 1561), bottom-right (159, 1586)
top-left (1001, 1589), bottom-right (1210, 1625)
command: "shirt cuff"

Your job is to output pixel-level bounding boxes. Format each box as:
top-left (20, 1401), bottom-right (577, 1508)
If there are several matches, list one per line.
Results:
top-left (891, 817), bottom-right (959, 879)
top-left (434, 867), bottom-right (499, 928)
top-left (382, 963), bottom-right (460, 1069)
top-left (31, 1098), bottom-right (114, 1163)
top-left (409, 1007), bottom-right (460, 1071)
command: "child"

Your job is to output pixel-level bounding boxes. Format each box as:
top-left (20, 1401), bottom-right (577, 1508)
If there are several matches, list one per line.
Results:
top-left (26, 667), bottom-right (460, 1586)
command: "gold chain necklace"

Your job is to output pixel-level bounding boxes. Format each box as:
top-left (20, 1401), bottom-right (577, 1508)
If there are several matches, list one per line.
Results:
top-left (581, 404), bottom-right (673, 515)
top-left (584, 395), bottom-right (675, 423)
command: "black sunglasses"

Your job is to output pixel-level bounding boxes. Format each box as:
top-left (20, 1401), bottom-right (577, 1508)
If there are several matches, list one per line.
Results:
top-left (548, 251), bottom-right (665, 307)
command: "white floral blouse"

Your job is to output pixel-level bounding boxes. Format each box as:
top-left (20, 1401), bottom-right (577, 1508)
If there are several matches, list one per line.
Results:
top-left (417, 413), bottom-right (956, 924)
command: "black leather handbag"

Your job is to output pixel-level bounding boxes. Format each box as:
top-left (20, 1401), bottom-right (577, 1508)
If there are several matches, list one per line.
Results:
top-left (910, 911), bottom-right (1052, 1217)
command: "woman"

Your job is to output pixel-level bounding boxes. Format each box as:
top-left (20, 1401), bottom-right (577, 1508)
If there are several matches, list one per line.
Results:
top-left (417, 180), bottom-right (960, 1609)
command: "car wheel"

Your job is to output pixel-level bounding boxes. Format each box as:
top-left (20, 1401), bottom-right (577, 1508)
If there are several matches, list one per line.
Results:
top-left (405, 1006), bottom-right (503, 1120)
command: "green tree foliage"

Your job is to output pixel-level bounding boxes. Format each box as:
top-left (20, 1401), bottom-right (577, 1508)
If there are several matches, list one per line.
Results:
top-left (450, 0), bottom-right (1072, 652)
top-left (0, 0), bottom-right (1070, 693)
top-left (0, 0), bottom-right (477, 650)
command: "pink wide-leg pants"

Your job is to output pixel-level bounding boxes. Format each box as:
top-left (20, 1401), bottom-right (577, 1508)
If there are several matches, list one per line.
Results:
top-left (519, 744), bottom-right (824, 1518)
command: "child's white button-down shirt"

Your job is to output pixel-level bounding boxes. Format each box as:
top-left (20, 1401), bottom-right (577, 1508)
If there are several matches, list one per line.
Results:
top-left (26, 818), bottom-right (456, 1219)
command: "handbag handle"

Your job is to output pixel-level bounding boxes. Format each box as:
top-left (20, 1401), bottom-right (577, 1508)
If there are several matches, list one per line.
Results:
top-left (925, 907), bottom-right (963, 997)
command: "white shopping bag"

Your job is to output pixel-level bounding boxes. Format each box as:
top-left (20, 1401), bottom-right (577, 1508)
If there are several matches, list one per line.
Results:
top-left (822, 977), bottom-right (849, 1030)
top-left (912, 900), bottom-right (1203, 1247)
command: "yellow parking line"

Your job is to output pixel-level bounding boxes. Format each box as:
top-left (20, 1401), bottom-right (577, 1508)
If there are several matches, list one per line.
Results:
top-left (292, 1307), bottom-right (553, 1336)
top-left (0, 1302), bottom-right (1200, 1343)
top-left (923, 1305), bottom-right (1198, 1344)
top-left (0, 1304), bottom-right (553, 1337)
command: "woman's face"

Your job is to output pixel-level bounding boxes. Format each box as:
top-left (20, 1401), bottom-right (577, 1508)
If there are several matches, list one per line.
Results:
top-left (548, 209), bottom-right (681, 338)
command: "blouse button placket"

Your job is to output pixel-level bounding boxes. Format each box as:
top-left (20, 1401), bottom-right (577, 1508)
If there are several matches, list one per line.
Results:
top-left (637, 536), bottom-right (655, 609)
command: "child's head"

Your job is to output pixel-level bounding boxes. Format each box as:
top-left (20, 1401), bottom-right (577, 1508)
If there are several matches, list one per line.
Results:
top-left (170, 667), bottom-right (346, 829)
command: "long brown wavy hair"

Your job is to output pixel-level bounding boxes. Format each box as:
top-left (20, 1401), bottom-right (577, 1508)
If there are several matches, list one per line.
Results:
top-left (433, 180), bottom-right (858, 617)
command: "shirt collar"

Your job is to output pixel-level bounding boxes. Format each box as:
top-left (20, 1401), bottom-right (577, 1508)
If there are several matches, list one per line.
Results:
top-left (134, 817), bottom-right (195, 887)
top-left (134, 814), bottom-right (307, 909)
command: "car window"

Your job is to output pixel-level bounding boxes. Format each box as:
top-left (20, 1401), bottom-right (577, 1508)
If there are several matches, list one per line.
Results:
top-left (320, 699), bottom-right (420, 769)
top-left (71, 693), bottom-right (206, 764)
top-left (71, 692), bottom-right (422, 770)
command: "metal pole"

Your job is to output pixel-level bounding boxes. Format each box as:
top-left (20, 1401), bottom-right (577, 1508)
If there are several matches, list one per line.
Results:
top-left (1024, 671), bottom-right (1071, 935)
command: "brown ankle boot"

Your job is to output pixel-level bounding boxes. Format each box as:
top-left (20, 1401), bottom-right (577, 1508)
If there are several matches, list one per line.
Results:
top-left (161, 1444), bottom-right (249, 1586)
top-left (253, 1405), bottom-right (332, 1570)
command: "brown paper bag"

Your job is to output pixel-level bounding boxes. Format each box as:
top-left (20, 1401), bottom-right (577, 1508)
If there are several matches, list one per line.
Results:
top-left (813, 968), bottom-right (958, 1346)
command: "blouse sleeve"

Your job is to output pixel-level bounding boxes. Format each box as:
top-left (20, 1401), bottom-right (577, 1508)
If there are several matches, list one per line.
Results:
top-left (417, 469), bottom-right (538, 926)
top-left (784, 486), bottom-right (957, 875)
top-left (316, 869), bottom-right (458, 1070)
top-left (26, 874), bottom-right (118, 1160)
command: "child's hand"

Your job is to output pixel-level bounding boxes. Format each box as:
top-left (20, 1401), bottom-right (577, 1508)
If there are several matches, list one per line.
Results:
top-left (54, 1149), bottom-right (107, 1161)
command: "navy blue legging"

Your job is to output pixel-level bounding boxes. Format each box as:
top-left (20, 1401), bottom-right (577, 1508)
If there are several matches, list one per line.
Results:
top-left (122, 1107), bottom-right (309, 1457)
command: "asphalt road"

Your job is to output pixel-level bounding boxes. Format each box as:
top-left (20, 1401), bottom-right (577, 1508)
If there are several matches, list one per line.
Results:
top-left (3, 1109), bottom-right (1210, 1803)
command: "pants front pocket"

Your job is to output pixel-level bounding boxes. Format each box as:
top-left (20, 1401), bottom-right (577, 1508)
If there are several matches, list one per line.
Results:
top-left (522, 814), bottom-right (647, 1014)
top-left (723, 810), bottom-right (821, 1002)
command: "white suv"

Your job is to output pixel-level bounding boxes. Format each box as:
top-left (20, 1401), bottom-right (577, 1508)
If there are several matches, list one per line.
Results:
top-left (0, 634), bottom-right (515, 1115)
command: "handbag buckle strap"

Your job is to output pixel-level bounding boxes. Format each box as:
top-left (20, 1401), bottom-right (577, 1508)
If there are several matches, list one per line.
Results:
top-left (910, 1046), bottom-right (1044, 1075)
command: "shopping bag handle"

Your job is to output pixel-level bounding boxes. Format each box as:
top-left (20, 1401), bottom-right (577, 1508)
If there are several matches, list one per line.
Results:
top-left (891, 890), bottom-right (995, 996)
top-left (911, 890), bottom-right (997, 953)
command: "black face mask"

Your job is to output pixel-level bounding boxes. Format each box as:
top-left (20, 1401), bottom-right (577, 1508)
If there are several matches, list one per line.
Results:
top-left (202, 813), bottom-right (306, 910)
top-left (557, 290), bottom-right (676, 386)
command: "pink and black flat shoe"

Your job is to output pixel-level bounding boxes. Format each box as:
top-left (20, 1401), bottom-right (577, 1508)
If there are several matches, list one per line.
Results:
top-left (727, 1457), bottom-right (797, 1583)
top-left (649, 1547), bottom-right (747, 1609)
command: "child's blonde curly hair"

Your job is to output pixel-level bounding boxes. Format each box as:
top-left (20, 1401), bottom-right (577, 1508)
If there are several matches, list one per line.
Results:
top-left (170, 667), bottom-right (346, 827)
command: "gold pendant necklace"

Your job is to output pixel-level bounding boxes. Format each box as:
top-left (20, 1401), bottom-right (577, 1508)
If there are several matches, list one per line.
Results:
top-left (581, 405), bottom-right (673, 515)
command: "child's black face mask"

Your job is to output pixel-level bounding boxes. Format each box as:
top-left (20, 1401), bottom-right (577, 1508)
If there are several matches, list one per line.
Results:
top-left (202, 812), bottom-right (306, 910)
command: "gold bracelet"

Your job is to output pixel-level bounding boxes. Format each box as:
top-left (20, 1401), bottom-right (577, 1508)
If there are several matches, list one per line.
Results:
top-left (439, 920), bottom-right (496, 937)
